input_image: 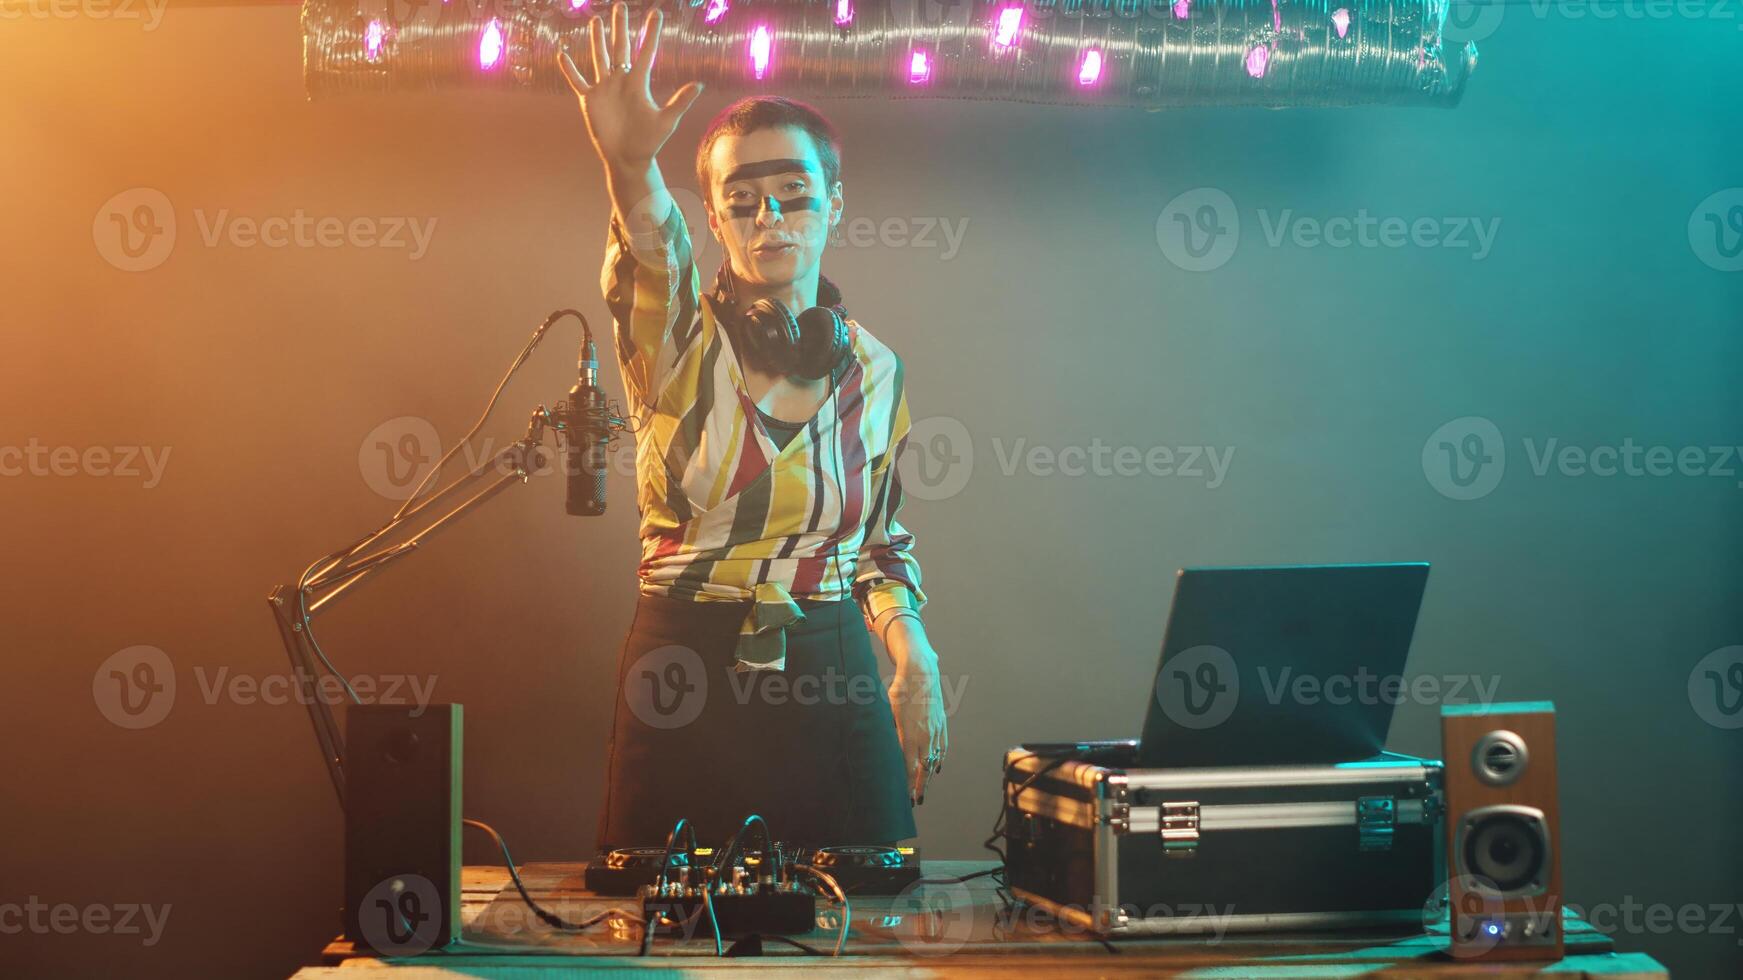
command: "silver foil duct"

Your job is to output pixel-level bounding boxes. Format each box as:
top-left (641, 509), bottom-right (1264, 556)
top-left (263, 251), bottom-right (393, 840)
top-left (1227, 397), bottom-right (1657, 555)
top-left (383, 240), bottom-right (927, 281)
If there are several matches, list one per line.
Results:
top-left (302, 0), bottom-right (1477, 108)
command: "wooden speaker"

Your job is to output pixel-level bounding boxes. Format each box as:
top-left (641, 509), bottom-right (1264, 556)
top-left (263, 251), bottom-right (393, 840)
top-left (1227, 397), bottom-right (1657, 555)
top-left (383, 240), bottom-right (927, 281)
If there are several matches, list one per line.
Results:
top-left (1439, 700), bottom-right (1562, 961)
top-left (344, 704), bottom-right (463, 954)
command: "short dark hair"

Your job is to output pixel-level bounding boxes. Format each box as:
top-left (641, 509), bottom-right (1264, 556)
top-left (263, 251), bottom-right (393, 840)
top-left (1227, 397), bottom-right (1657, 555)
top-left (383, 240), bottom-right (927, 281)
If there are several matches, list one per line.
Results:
top-left (695, 96), bottom-right (842, 214)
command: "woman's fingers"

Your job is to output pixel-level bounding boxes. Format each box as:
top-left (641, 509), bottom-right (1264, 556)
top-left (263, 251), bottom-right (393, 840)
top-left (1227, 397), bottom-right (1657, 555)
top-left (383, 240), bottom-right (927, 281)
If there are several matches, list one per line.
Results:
top-left (588, 15), bottom-right (609, 86)
top-left (558, 47), bottom-right (592, 95)
top-left (631, 7), bottom-right (661, 82)
top-left (660, 81), bottom-right (705, 124)
top-left (610, 1), bottom-right (632, 72)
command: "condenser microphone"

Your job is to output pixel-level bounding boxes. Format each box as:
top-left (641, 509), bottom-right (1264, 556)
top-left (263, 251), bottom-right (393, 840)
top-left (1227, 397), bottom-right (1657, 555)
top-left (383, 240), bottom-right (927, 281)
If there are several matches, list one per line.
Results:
top-left (562, 339), bottom-right (609, 517)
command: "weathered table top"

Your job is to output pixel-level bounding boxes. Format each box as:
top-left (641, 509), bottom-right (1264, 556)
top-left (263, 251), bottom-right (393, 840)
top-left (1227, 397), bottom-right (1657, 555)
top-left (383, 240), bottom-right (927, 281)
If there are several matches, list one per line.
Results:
top-left (296, 860), bottom-right (1668, 977)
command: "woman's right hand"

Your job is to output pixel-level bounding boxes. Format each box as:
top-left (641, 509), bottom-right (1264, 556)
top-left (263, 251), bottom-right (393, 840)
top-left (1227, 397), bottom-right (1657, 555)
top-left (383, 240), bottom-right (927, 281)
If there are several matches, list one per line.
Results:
top-left (559, 2), bottom-right (705, 171)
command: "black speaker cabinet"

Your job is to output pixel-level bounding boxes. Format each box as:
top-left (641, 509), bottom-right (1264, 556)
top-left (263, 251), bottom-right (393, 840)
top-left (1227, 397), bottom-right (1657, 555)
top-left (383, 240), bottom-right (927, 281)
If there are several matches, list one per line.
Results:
top-left (1440, 701), bottom-right (1562, 961)
top-left (344, 704), bottom-right (462, 954)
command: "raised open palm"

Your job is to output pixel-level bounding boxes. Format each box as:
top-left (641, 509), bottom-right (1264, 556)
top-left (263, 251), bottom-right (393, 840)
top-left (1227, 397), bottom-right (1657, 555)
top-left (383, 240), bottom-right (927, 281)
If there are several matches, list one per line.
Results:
top-left (559, 3), bottom-right (705, 169)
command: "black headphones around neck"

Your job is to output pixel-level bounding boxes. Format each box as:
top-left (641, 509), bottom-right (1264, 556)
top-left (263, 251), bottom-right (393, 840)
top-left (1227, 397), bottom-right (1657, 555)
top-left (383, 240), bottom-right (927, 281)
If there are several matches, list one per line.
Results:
top-left (709, 261), bottom-right (852, 382)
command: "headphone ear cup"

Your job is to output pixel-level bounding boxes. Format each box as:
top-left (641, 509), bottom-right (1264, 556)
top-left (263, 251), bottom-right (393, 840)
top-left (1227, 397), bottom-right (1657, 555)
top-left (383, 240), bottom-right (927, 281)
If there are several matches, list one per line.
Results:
top-left (743, 298), bottom-right (801, 373)
top-left (793, 306), bottom-right (851, 381)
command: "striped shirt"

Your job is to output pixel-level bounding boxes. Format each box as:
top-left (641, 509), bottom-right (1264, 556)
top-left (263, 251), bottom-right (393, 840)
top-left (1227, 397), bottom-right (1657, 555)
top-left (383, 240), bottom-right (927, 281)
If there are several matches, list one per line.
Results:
top-left (600, 204), bottom-right (925, 670)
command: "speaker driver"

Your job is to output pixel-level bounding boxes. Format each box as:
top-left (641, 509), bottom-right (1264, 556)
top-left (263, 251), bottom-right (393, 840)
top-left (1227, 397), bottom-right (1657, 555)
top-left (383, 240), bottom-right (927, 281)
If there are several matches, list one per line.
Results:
top-left (1471, 729), bottom-right (1529, 786)
top-left (1458, 805), bottom-right (1551, 896)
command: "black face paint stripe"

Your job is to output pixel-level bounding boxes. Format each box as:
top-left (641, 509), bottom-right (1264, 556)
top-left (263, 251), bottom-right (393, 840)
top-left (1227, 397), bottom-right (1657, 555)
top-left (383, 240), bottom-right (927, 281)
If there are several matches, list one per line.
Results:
top-left (724, 195), bottom-right (823, 219)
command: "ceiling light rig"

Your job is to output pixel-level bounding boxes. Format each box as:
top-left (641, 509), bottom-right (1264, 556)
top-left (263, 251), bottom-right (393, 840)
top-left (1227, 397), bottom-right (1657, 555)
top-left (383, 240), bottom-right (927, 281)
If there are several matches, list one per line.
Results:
top-left (302, 0), bottom-right (1477, 109)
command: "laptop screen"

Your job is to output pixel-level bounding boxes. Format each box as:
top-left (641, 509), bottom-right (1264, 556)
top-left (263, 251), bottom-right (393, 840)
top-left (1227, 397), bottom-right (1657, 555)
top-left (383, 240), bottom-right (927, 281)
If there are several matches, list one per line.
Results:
top-left (1137, 562), bottom-right (1430, 768)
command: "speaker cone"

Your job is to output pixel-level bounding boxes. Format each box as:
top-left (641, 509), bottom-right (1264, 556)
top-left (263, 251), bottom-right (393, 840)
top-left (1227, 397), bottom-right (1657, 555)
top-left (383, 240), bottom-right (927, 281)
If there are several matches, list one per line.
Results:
top-left (1459, 805), bottom-right (1550, 896)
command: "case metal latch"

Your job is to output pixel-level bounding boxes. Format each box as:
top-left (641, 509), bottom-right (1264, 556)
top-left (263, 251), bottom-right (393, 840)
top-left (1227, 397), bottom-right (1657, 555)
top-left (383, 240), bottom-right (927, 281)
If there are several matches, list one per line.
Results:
top-left (1160, 801), bottom-right (1200, 856)
top-left (1357, 796), bottom-right (1396, 852)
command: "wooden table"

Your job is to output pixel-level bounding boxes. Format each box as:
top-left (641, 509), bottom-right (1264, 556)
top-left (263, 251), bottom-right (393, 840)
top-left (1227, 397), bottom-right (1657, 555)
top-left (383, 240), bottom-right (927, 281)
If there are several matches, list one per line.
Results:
top-left (295, 861), bottom-right (1668, 977)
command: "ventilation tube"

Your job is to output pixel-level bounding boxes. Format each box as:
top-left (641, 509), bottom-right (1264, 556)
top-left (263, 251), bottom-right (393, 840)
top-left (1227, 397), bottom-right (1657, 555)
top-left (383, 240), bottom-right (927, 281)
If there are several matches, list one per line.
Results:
top-left (303, 0), bottom-right (1477, 108)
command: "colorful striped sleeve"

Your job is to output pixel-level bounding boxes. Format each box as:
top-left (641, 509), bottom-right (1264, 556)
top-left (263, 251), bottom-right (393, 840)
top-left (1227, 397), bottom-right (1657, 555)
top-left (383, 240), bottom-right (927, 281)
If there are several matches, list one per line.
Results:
top-left (853, 385), bottom-right (927, 630)
top-left (599, 202), bottom-right (701, 409)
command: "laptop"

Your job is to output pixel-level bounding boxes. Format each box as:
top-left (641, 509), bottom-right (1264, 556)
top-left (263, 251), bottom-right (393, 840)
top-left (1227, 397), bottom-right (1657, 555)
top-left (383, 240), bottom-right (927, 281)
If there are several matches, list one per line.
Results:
top-left (1136, 562), bottom-right (1430, 768)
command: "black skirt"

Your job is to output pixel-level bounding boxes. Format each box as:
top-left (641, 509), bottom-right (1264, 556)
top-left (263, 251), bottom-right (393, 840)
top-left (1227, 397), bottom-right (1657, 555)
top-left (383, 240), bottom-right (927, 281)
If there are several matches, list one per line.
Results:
top-left (594, 592), bottom-right (918, 853)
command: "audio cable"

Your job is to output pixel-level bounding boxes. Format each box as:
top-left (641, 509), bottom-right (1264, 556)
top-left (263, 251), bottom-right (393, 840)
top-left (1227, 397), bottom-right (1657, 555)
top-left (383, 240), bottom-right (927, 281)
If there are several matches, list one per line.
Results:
top-left (461, 818), bottom-right (640, 932)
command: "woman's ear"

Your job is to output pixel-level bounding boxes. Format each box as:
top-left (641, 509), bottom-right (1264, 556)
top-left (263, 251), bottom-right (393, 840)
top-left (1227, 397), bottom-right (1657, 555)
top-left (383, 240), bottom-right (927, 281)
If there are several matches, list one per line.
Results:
top-left (829, 179), bottom-right (844, 228)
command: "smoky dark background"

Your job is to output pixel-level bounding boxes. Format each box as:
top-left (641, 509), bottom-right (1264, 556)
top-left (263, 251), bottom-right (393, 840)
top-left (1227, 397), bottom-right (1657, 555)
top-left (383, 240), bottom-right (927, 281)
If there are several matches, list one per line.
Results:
top-left (2, 8), bottom-right (1740, 978)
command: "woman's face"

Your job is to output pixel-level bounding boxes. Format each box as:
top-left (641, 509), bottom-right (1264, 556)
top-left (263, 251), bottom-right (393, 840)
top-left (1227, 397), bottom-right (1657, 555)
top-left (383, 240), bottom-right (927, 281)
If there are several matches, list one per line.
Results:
top-left (706, 125), bottom-right (842, 291)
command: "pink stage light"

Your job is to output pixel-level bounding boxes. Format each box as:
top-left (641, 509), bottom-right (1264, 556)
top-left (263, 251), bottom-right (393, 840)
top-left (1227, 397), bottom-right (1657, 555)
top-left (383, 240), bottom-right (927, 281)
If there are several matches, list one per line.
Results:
top-left (1077, 49), bottom-right (1103, 86)
top-left (703, 0), bottom-right (729, 25)
top-left (1245, 44), bottom-right (1269, 78)
top-left (834, 0), bottom-right (853, 26)
top-left (992, 5), bottom-right (1023, 48)
top-left (479, 19), bottom-right (504, 70)
top-left (1173, 0), bottom-right (1190, 18)
top-left (1332, 8), bottom-right (1352, 37)
top-left (749, 25), bottom-right (773, 79)
top-left (908, 50), bottom-right (931, 84)
top-left (363, 20), bottom-right (386, 63)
